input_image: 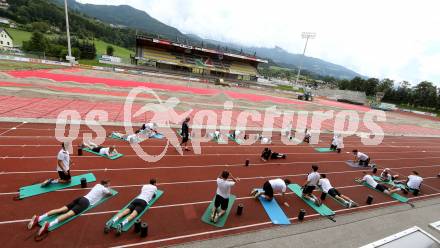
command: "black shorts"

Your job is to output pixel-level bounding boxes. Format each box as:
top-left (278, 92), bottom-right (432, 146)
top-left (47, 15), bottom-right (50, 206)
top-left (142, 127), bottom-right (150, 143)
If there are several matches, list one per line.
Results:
top-left (181, 135), bottom-right (189, 143)
top-left (66, 196), bottom-right (90, 215)
top-left (214, 194), bottom-right (229, 210)
top-left (58, 170), bottom-right (71, 181)
top-left (127, 198), bottom-right (148, 214)
top-left (328, 188), bottom-right (341, 197)
top-left (303, 185), bottom-right (316, 194)
top-left (375, 183), bottom-right (387, 192)
top-left (262, 181), bottom-right (274, 199)
top-left (91, 146), bottom-right (103, 153)
top-left (359, 158), bottom-right (370, 166)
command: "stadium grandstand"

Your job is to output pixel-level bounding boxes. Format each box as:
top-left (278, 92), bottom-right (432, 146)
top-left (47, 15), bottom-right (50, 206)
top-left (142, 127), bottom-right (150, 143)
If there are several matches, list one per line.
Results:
top-left (134, 35), bottom-right (268, 81)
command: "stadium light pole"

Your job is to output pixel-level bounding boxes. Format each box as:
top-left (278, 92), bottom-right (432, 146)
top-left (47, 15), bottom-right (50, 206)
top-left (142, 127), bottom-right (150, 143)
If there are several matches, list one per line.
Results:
top-left (294, 32), bottom-right (316, 86)
top-left (64, 0), bottom-right (73, 63)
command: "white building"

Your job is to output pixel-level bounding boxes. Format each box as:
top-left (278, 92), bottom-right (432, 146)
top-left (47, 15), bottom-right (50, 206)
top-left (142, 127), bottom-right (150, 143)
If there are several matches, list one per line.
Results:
top-left (0, 28), bottom-right (13, 48)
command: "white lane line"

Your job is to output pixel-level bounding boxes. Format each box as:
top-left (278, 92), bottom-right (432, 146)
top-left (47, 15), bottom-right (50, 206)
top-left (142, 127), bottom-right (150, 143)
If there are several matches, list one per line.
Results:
top-left (2, 152), bottom-right (440, 160)
top-left (1, 161), bottom-right (440, 177)
top-left (1, 170), bottom-right (438, 197)
top-left (0, 122), bottom-right (27, 136)
top-left (1, 190), bottom-right (439, 227)
top-left (111, 192), bottom-right (440, 248)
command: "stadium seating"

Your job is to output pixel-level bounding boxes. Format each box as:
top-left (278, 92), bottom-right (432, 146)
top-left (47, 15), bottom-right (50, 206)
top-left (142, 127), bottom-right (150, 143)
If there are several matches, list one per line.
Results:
top-left (230, 62), bottom-right (258, 76)
top-left (143, 48), bottom-right (181, 64)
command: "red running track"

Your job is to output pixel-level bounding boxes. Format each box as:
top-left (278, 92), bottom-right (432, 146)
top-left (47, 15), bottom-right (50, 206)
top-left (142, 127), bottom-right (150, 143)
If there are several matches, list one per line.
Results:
top-left (6, 70), bottom-right (305, 105)
top-left (0, 122), bottom-right (439, 247)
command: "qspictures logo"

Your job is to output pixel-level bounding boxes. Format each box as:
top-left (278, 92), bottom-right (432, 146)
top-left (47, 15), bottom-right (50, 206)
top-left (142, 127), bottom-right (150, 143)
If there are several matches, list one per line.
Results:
top-left (54, 86), bottom-right (386, 162)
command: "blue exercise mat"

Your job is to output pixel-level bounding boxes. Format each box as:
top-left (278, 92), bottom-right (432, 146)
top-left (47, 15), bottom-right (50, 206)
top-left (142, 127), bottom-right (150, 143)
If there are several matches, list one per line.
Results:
top-left (255, 189), bottom-right (290, 225)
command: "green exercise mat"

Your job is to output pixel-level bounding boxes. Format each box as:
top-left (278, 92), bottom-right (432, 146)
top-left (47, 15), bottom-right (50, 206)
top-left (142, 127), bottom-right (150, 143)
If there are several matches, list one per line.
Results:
top-left (288, 184), bottom-right (335, 216)
top-left (372, 176), bottom-right (414, 192)
top-left (201, 195), bottom-right (236, 228)
top-left (38, 189), bottom-right (118, 231)
top-left (106, 190), bottom-right (164, 232)
top-left (82, 148), bottom-right (123, 160)
top-left (226, 134), bottom-right (243, 144)
top-left (314, 148), bottom-right (334, 153)
top-left (109, 133), bottom-right (127, 141)
top-left (355, 179), bottom-right (408, 203)
top-left (317, 187), bottom-right (349, 208)
top-left (19, 173), bottom-right (96, 199)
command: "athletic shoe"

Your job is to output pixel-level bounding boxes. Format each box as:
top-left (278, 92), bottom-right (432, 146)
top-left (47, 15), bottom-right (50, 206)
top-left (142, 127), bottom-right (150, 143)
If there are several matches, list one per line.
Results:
top-left (40, 178), bottom-right (53, 188)
top-left (104, 220), bottom-right (113, 234)
top-left (213, 213), bottom-right (219, 223)
top-left (250, 189), bottom-right (258, 197)
top-left (28, 215), bottom-right (38, 229)
top-left (37, 222), bottom-right (49, 236)
top-left (350, 201), bottom-right (358, 207)
top-left (116, 223), bottom-right (123, 236)
top-left (254, 191), bottom-right (263, 199)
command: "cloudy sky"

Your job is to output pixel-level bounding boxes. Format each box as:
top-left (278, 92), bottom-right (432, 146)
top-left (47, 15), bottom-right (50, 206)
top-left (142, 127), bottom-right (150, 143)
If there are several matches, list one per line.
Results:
top-left (77, 0), bottom-right (440, 84)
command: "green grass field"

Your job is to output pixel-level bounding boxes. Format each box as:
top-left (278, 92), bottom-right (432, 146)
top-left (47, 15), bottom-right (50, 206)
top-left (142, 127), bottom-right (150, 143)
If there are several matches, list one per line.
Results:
top-left (5, 28), bottom-right (132, 63)
top-left (93, 40), bottom-right (133, 62)
top-left (0, 60), bottom-right (64, 70)
top-left (5, 28), bottom-right (32, 47)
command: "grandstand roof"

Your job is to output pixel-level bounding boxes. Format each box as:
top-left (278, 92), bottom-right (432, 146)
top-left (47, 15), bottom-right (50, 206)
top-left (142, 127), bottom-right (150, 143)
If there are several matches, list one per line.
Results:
top-left (136, 35), bottom-right (268, 64)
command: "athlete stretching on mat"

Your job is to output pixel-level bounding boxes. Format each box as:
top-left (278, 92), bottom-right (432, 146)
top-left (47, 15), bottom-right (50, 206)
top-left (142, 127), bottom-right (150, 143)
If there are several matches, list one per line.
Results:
top-left (304, 128), bottom-right (311, 143)
top-left (28, 180), bottom-right (112, 237)
top-left (105, 178), bottom-right (158, 235)
top-left (230, 130), bottom-right (241, 140)
top-left (319, 174), bottom-right (358, 207)
top-left (330, 134), bottom-right (342, 153)
top-left (359, 172), bottom-right (402, 196)
top-left (136, 122), bottom-right (158, 135)
top-left (380, 168), bottom-right (399, 182)
top-left (353, 149), bottom-right (372, 167)
top-left (110, 132), bottom-right (142, 143)
top-left (395, 171), bottom-right (423, 194)
top-left (41, 143), bottom-right (73, 187)
top-left (211, 170), bottom-right (239, 223)
top-left (302, 164), bottom-right (321, 206)
top-left (251, 178), bottom-right (291, 207)
top-left (82, 141), bottom-right (118, 157)
top-left (180, 117), bottom-right (191, 151)
top-left (260, 148), bottom-right (287, 162)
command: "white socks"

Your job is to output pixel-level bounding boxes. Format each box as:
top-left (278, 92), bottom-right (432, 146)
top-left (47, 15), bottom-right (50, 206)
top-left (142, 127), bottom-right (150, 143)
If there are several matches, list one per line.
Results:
top-left (49, 219), bottom-right (59, 228)
top-left (112, 217), bottom-right (119, 222)
top-left (38, 213), bottom-right (48, 222)
top-left (121, 219), bottom-right (129, 226)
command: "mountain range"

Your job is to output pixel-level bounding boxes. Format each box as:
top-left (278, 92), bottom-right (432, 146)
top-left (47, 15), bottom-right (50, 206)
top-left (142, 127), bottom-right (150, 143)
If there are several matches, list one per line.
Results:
top-left (55, 0), bottom-right (363, 79)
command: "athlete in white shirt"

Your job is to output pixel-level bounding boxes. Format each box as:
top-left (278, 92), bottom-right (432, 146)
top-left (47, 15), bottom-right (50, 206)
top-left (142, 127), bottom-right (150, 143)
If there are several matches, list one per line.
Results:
top-left (304, 128), bottom-right (311, 143)
top-left (395, 171), bottom-right (423, 194)
top-left (83, 141), bottom-right (118, 157)
top-left (211, 171), bottom-right (239, 223)
top-left (353, 149), bottom-right (372, 167)
top-left (318, 174), bottom-right (358, 207)
top-left (302, 165), bottom-right (321, 206)
top-left (360, 172), bottom-right (401, 196)
top-left (330, 134), bottom-right (342, 153)
top-left (106, 179), bottom-right (158, 235)
top-left (41, 143), bottom-right (74, 187)
top-left (29, 180), bottom-right (112, 237)
top-left (379, 168), bottom-right (399, 182)
top-left (252, 178), bottom-right (291, 207)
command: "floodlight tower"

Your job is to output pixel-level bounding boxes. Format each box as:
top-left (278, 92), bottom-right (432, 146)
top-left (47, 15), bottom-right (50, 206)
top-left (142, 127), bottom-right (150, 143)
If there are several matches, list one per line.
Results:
top-left (64, 0), bottom-right (73, 63)
top-left (294, 32), bottom-right (316, 85)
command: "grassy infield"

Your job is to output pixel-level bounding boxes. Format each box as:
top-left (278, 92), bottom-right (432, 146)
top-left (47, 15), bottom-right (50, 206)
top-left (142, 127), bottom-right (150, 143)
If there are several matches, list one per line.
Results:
top-left (4, 27), bottom-right (133, 66)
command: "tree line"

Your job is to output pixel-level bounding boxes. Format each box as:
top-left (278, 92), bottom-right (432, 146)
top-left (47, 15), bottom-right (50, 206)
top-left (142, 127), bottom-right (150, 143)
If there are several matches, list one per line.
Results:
top-left (338, 77), bottom-right (439, 112)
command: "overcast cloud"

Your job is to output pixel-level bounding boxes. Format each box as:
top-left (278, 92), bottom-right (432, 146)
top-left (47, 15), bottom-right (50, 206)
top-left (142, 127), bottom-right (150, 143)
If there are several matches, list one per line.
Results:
top-left (77, 0), bottom-right (440, 85)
